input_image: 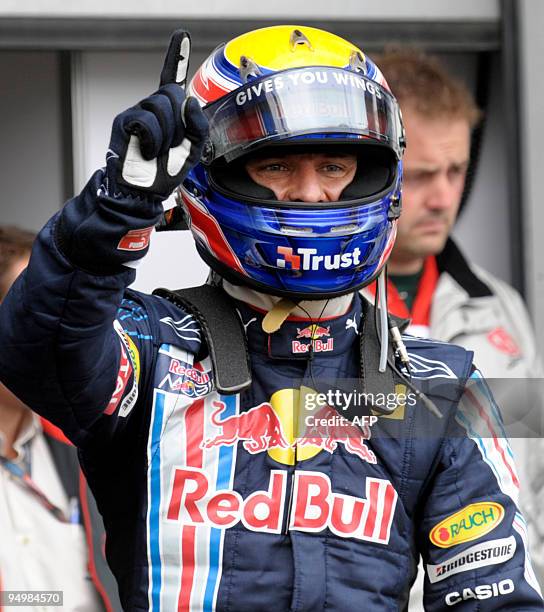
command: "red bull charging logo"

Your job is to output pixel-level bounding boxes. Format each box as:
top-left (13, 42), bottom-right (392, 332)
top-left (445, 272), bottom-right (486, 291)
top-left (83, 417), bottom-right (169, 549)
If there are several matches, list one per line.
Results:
top-left (298, 405), bottom-right (376, 463)
top-left (201, 399), bottom-right (375, 465)
top-left (201, 401), bottom-right (291, 454)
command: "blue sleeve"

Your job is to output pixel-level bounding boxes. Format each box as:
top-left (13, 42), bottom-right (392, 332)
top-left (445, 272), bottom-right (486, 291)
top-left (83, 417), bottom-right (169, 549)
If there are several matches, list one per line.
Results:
top-left (420, 370), bottom-right (543, 610)
top-left (0, 169), bottom-right (163, 445)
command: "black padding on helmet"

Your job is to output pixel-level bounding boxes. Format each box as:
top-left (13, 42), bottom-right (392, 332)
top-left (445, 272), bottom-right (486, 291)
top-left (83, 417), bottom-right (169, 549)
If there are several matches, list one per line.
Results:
top-left (341, 146), bottom-right (396, 200)
top-left (211, 157), bottom-right (277, 200)
top-left (209, 142), bottom-right (397, 203)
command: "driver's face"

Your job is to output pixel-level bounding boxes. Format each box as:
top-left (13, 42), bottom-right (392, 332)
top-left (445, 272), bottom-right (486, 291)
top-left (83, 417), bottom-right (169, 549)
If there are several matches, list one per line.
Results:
top-left (245, 152), bottom-right (357, 202)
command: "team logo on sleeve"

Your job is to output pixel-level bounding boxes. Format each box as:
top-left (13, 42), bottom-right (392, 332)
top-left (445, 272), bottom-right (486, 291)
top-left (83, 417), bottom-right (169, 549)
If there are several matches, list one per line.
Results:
top-left (430, 502), bottom-right (504, 548)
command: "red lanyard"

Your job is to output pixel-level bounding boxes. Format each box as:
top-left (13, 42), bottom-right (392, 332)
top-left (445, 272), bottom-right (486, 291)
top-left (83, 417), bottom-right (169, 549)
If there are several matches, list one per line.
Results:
top-left (368, 256), bottom-right (439, 325)
top-left (0, 454), bottom-right (70, 523)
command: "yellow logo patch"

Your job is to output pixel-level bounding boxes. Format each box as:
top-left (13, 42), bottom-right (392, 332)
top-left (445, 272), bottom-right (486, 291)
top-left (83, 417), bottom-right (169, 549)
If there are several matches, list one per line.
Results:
top-left (124, 333), bottom-right (140, 383)
top-left (430, 502), bottom-right (504, 548)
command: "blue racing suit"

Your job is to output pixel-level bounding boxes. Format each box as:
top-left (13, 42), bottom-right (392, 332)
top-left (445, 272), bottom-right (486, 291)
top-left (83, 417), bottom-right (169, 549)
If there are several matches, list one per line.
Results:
top-left (0, 170), bottom-right (542, 611)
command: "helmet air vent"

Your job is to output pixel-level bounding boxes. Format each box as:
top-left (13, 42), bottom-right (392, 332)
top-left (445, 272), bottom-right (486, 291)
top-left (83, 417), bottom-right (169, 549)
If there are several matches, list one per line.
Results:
top-left (349, 50), bottom-right (367, 75)
top-left (239, 55), bottom-right (262, 83)
top-left (330, 223), bottom-right (359, 234)
top-left (290, 29), bottom-right (314, 51)
top-left (280, 225), bottom-right (314, 235)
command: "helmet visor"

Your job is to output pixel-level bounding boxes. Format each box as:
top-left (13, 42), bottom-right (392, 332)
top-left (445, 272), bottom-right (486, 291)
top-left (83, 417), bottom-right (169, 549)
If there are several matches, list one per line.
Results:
top-left (203, 66), bottom-right (404, 163)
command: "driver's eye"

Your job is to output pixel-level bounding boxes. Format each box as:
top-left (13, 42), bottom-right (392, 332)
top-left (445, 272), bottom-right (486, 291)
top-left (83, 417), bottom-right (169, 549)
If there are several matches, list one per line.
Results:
top-left (264, 164), bottom-right (287, 172)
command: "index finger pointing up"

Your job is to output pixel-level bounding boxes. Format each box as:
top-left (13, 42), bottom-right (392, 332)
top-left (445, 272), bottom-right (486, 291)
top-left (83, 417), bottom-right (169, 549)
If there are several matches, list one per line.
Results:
top-left (160, 30), bottom-right (191, 88)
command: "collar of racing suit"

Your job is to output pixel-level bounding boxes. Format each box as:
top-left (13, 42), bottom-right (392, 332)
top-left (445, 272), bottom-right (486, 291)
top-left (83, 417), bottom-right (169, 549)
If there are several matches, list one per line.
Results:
top-left (222, 280), bottom-right (361, 359)
top-left (222, 280), bottom-right (354, 320)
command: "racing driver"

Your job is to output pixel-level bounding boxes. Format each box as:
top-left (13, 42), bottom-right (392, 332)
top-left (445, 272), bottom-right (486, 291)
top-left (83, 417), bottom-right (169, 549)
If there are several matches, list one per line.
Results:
top-left (0, 25), bottom-right (542, 611)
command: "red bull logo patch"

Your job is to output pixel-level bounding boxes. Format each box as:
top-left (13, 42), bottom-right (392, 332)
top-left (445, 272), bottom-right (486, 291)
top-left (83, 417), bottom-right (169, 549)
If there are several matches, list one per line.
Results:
top-left (168, 358), bottom-right (211, 384)
top-left (293, 324), bottom-right (334, 354)
top-left (166, 468), bottom-right (397, 544)
top-left (296, 324), bottom-right (330, 339)
top-left (159, 359), bottom-right (213, 398)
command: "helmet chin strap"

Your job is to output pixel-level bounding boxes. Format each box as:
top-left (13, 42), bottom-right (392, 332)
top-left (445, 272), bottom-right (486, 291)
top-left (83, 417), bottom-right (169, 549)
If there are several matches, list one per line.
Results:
top-left (376, 268), bottom-right (389, 373)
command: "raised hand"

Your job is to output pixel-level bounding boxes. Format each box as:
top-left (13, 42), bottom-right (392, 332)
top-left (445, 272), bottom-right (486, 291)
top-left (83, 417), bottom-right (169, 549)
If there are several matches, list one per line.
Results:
top-left (105, 30), bottom-right (208, 200)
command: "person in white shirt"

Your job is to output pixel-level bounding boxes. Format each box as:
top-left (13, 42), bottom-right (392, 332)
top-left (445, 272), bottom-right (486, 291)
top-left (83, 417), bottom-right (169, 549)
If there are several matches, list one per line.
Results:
top-left (0, 225), bottom-right (121, 611)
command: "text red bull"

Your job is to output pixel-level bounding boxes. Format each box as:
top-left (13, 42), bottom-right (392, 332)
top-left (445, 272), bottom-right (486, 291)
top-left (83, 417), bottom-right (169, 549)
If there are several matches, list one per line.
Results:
top-left (168, 358), bottom-right (210, 384)
top-left (166, 468), bottom-right (397, 544)
top-left (159, 358), bottom-right (213, 398)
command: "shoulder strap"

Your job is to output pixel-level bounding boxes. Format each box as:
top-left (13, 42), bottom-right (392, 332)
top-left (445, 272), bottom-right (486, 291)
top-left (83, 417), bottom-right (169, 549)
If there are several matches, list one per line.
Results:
top-left (153, 284), bottom-right (251, 395)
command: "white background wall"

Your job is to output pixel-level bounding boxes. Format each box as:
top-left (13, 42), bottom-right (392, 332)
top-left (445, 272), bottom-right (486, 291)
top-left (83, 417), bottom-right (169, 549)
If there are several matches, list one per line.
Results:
top-left (519, 0), bottom-right (544, 351)
top-left (0, 52), bottom-right (64, 231)
top-left (450, 53), bottom-right (512, 284)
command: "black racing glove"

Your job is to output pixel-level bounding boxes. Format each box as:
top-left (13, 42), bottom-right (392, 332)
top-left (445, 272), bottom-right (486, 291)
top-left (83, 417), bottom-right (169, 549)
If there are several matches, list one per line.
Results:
top-left (105, 31), bottom-right (207, 200)
top-left (56, 30), bottom-right (208, 273)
